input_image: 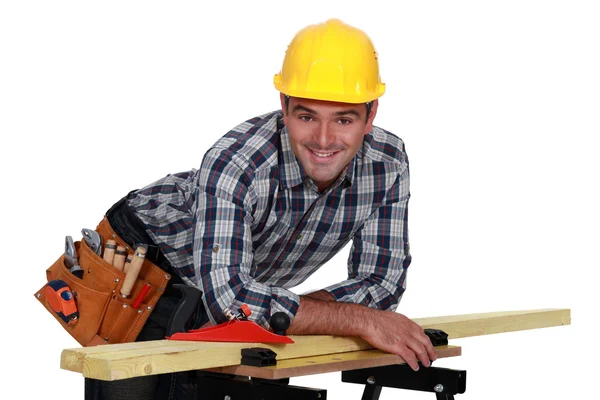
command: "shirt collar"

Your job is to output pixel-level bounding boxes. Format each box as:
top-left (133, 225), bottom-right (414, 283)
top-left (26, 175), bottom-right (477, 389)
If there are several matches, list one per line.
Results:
top-left (278, 125), bottom-right (306, 189)
top-left (343, 153), bottom-right (357, 187)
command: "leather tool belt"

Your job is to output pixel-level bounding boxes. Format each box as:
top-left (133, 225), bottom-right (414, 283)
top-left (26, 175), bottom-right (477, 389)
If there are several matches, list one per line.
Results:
top-left (34, 217), bottom-right (171, 346)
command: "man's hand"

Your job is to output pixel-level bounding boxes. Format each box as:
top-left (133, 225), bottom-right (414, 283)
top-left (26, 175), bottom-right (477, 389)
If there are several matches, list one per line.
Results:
top-left (288, 296), bottom-right (437, 371)
top-left (362, 310), bottom-right (437, 371)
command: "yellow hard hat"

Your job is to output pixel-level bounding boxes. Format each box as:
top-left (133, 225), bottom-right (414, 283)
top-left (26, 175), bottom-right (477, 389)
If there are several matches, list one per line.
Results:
top-left (274, 19), bottom-right (385, 104)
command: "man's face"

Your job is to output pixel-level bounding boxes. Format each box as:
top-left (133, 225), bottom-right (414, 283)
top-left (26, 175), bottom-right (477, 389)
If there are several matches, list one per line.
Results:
top-left (281, 95), bottom-right (378, 192)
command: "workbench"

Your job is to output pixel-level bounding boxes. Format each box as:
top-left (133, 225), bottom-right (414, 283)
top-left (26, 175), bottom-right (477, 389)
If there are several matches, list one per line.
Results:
top-left (61, 308), bottom-right (570, 399)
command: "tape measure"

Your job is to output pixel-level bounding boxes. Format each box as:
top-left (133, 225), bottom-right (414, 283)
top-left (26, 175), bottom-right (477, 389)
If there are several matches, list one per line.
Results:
top-left (45, 279), bottom-right (79, 325)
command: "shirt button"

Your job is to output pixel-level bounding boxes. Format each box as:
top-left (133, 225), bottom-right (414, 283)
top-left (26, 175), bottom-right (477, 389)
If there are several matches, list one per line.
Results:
top-left (212, 245), bottom-right (219, 253)
top-left (296, 234), bottom-right (302, 241)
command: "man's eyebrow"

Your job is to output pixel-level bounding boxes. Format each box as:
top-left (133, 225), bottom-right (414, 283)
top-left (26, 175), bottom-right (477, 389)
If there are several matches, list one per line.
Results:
top-left (292, 105), bottom-right (361, 118)
top-left (333, 109), bottom-right (360, 118)
top-left (292, 104), bottom-right (317, 114)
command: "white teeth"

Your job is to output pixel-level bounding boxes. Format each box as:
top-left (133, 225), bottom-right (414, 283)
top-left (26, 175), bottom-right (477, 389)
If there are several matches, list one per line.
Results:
top-left (311, 150), bottom-right (334, 157)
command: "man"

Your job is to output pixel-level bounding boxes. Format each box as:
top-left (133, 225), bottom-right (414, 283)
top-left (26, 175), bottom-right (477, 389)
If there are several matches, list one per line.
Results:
top-left (89, 18), bottom-right (435, 399)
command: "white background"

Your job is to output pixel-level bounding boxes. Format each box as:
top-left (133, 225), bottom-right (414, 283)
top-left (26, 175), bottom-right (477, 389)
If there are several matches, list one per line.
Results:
top-left (1, 1), bottom-right (598, 399)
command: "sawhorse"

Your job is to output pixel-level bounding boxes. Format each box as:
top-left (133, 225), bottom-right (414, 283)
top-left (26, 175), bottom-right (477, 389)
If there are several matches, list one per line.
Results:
top-left (194, 342), bottom-right (465, 400)
top-left (196, 362), bottom-right (466, 399)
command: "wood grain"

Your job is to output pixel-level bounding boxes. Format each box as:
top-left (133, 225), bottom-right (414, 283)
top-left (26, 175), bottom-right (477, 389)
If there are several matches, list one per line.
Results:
top-left (61, 308), bottom-right (570, 381)
top-left (414, 308), bottom-right (571, 338)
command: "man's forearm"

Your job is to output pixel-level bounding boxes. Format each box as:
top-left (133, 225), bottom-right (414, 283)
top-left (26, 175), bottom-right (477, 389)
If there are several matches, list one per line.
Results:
top-left (286, 290), bottom-right (437, 372)
top-left (287, 295), bottom-right (373, 337)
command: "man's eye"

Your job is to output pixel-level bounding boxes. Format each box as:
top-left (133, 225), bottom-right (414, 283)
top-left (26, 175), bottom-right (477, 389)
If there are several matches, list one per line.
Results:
top-left (299, 115), bottom-right (313, 122)
top-left (337, 118), bottom-right (352, 125)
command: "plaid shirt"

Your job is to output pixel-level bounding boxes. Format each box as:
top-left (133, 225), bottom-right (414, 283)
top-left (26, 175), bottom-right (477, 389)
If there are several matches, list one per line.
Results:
top-left (128, 111), bottom-right (411, 328)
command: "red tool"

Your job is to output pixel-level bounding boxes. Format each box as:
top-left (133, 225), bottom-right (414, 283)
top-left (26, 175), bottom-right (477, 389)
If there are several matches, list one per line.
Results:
top-left (168, 318), bottom-right (294, 344)
top-left (166, 284), bottom-right (294, 344)
top-left (45, 279), bottom-right (79, 325)
top-left (131, 283), bottom-right (151, 309)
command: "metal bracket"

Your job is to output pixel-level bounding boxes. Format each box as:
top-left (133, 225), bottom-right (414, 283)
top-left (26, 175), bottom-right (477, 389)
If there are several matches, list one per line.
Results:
top-left (241, 347), bottom-right (278, 367)
top-left (342, 364), bottom-right (466, 400)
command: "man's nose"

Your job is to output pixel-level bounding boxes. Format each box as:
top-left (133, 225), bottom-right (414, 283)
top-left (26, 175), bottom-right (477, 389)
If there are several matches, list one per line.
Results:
top-left (314, 122), bottom-right (334, 149)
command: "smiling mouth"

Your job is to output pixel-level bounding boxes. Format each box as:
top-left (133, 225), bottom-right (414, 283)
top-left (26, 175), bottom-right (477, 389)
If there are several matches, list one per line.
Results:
top-left (309, 149), bottom-right (340, 158)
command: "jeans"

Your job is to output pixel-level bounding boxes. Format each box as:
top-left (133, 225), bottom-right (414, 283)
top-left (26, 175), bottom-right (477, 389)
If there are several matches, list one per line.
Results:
top-left (84, 195), bottom-right (207, 399)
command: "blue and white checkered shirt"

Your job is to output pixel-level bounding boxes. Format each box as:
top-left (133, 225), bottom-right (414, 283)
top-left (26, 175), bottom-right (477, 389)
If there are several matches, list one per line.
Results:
top-left (128, 110), bottom-right (411, 328)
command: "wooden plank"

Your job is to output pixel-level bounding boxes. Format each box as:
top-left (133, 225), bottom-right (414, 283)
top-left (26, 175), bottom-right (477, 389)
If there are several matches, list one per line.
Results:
top-left (72, 335), bottom-right (371, 381)
top-left (208, 345), bottom-right (462, 380)
top-left (61, 339), bottom-right (204, 373)
top-left (414, 308), bottom-right (571, 338)
top-left (61, 308), bottom-right (570, 381)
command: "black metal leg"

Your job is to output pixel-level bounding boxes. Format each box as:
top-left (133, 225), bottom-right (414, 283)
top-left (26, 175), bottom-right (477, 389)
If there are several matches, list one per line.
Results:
top-left (343, 364), bottom-right (466, 399)
top-left (361, 384), bottom-right (382, 400)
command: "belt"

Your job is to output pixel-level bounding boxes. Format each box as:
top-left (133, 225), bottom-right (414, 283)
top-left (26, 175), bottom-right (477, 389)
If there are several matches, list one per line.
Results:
top-left (105, 194), bottom-right (184, 292)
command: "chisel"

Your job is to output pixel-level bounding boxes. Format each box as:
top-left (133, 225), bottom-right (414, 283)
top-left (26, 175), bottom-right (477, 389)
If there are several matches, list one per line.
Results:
top-left (123, 255), bottom-right (132, 273)
top-left (103, 239), bottom-right (117, 264)
top-left (112, 246), bottom-right (127, 271)
top-left (120, 245), bottom-right (146, 298)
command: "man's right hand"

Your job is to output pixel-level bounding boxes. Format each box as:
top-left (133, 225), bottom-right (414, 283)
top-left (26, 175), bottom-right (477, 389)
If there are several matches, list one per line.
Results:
top-left (361, 309), bottom-right (437, 371)
top-left (288, 296), bottom-right (437, 371)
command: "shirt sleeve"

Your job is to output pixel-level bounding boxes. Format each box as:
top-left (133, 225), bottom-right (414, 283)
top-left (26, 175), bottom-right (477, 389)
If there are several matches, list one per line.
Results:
top-left (193, 148), bottom-right (300, 328)
top-left (323, 169), bottom-right (411, 311)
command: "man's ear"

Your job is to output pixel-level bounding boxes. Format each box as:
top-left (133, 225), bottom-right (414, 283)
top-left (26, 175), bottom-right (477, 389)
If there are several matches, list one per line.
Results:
top-left (280, 93), bottom-right (288, 124)
top-left (365, 99), bottom-right (379, 135)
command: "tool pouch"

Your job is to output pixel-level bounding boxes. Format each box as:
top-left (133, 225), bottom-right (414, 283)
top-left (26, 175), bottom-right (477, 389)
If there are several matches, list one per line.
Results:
top-left (34, 217), bottom-right (171, 346)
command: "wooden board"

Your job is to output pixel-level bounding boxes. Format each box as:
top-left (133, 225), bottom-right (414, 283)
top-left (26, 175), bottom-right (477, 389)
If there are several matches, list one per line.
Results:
top-left (207, 345), bottom-right (462, 380)
top-left (61, 308), bottom-right (570, 381)
top-left (415, 308), bottom-right (571, 338)
top-left (62, 335), bottom-right (373, 381)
